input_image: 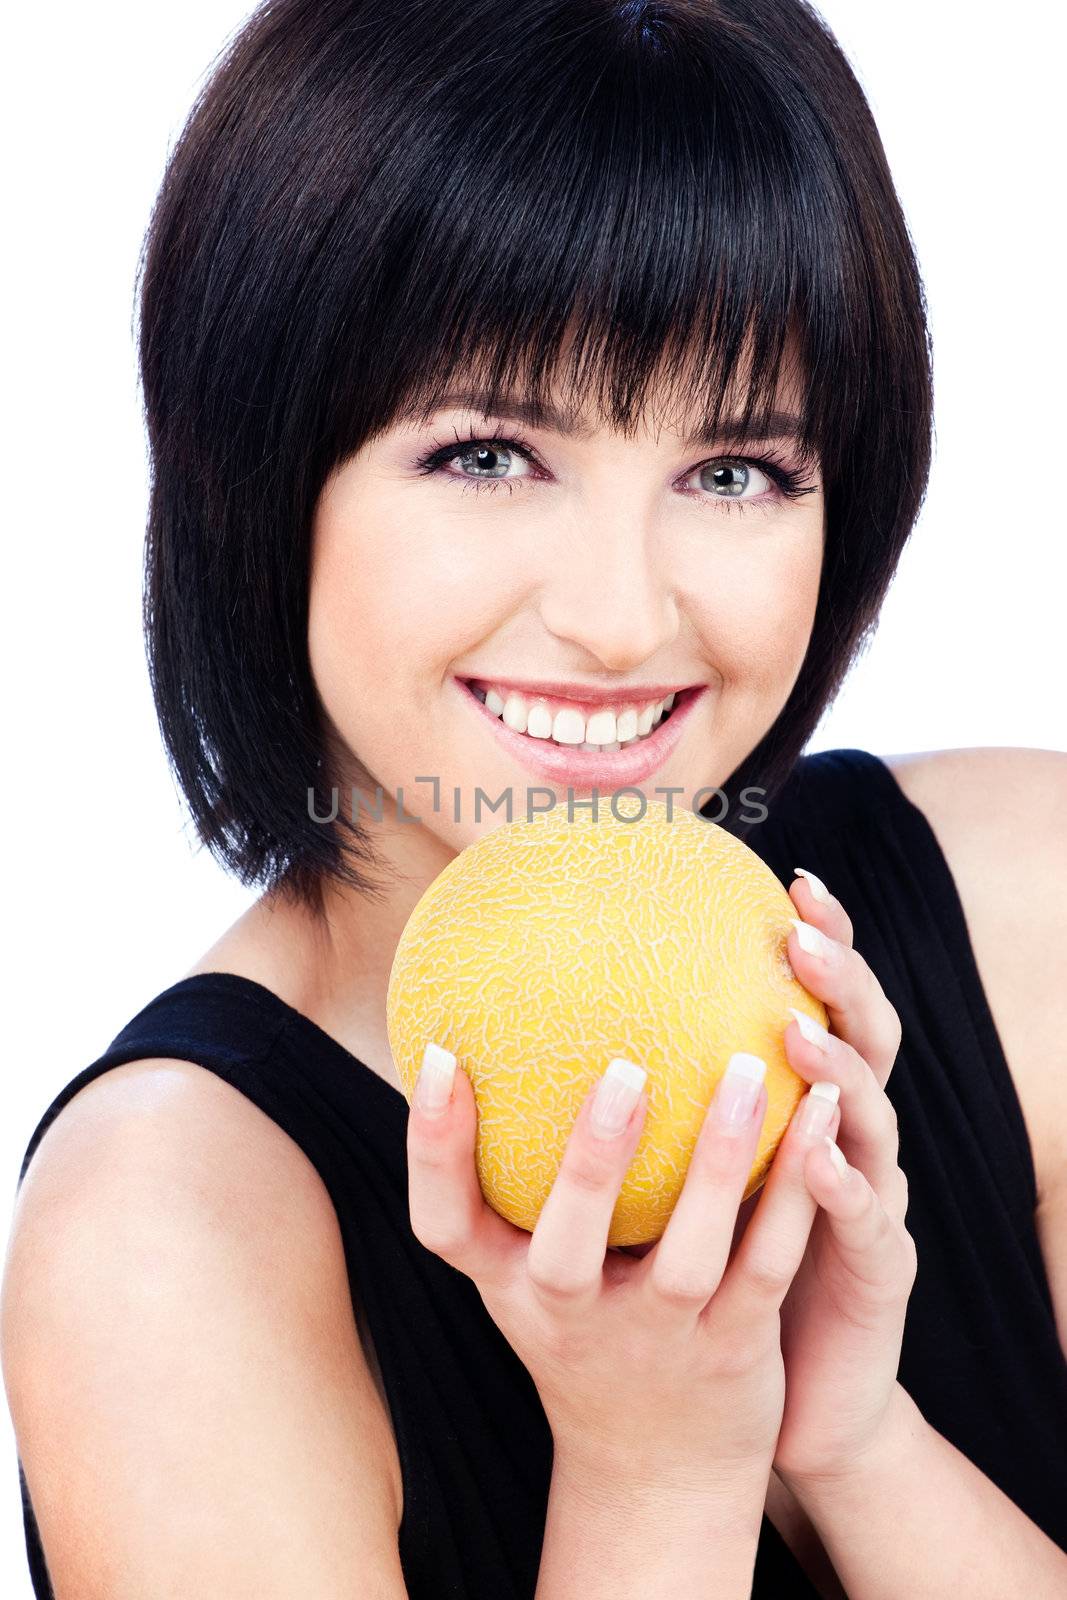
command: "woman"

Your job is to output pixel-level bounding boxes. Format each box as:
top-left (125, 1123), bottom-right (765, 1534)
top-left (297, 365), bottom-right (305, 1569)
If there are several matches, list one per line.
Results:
top-left (4, 0), bottom-right (1065, 1595)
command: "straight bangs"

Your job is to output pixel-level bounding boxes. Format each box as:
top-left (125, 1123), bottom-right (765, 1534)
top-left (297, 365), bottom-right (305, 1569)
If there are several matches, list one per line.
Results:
top-left (320, 3), bottom-right (873, 487)
top-left (139, 0), bottom-right (933, 904)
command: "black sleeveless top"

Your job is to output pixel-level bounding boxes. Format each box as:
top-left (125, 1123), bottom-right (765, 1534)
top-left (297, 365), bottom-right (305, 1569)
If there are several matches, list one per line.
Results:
top-left (14, 749), bottom-right (1067, 1597)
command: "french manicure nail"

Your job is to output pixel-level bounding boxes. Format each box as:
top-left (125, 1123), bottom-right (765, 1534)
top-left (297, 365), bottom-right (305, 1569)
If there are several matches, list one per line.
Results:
top-left (824, 1136), bottom-right (849, 1179)
top-left (416, 1040), bottom-right (457, 1117)
top-left (797, 1080), bottom-right (841, 1137)
top-left (789, 918), bottom-right (840, 963)
top-left (710, 1052), bottom-right (767, 1135)
top-left (590, 1057), bottom-right (647, 1140)
top-left (787, 1007), bottom-right (832, 1053)
top-left (793, 866), bottom-right (832, 904)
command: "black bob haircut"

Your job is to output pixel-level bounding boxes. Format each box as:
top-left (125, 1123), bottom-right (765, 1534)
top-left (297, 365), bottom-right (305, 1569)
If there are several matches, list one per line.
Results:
top-left (138, 0), bottom-right (934, 915)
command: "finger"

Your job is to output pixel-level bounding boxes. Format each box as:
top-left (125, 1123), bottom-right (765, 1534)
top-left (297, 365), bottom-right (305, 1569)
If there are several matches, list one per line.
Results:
top-left (631, 1053), bottom-right (770, 1319)
top-left (406, 1042), bottom-right (525, 1288)
top-left (712, 1073), bottom-right (841, 1328)
top-left (525, 1058), bottom-right (649, 1315)
top-left (781, 1011), bottom-right (902, 1213)
top-left (803, 1138), bottom-right (918, 1320)
top-left (789, 867), bottom-right (854, 948)
top-left (784, 918), bottom-right (903, 1082)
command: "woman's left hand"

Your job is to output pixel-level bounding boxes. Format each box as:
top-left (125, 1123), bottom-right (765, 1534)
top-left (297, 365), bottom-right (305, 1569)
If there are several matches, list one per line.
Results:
top-left (762, 867), bottom-right (919, 1487)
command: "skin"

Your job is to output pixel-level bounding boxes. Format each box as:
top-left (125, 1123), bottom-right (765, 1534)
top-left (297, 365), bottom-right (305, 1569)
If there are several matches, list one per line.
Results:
top-left (211, 338), bottom-right (825, 1077)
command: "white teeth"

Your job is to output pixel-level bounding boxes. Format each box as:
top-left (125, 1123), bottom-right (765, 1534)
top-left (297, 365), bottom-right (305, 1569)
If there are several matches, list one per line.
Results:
top-left (552, 708), bottom-right (587, 745)
top-left (525, 703), bottom-right (553, 739)
top-left (473, 681), bottom-right (682, 751)
top-left (502, 693), bottom-right (528, 733)
top-left (585, 708), bottom-right (617, 745)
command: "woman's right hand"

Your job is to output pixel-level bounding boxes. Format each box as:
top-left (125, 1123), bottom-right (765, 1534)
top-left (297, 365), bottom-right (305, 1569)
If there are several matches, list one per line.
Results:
top-left (405, 1045), bottom-right (832, 1498)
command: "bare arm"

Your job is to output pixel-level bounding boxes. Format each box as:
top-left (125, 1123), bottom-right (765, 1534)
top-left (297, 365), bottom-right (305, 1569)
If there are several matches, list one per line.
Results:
top-left (781, 1385), bottom-right (1067, 1599)
top-left (536, 1451), bottom-right (769, 1599)
top-left (1, 1061), bottom-right (409, 1599)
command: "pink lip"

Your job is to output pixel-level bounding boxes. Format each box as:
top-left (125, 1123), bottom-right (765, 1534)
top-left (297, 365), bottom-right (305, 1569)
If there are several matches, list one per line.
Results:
top-left (465, 676), bottom-right (693, 708)
top-left (453, 677), bottom-right (707, 791)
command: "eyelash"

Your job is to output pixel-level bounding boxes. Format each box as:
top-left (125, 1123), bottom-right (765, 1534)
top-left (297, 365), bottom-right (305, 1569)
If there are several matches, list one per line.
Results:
top-left (411, 428), bottom-right (820, 516)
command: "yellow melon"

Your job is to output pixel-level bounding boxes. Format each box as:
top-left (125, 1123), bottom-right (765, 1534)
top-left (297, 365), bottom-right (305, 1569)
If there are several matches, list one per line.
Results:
top-left (386, 796), bottom-right (825, 1247)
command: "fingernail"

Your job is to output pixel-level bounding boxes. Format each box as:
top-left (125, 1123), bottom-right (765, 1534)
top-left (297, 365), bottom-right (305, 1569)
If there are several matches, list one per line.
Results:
top-left (824, 1135), bottom-right (849, 1180)
top-left (793, 866), bottom-right (832, 904)
top-left (710, 1052), bottom-right (767, 1136)
top-left (789, 918), bottom-right (841, 964)
top-left (797, 1080), bottom-right (841, 1138)
top-left (590, 1057), bottom-right (647, 1140)
top-left (787, 1007), bottom-right (832, 1053)
top-left (415, 1041), bottom-right (457, 1118)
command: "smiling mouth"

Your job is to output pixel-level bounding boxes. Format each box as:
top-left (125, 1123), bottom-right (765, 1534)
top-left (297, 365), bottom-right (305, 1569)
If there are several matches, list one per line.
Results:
top-left (454, 674), bottom-right (706, 787)
top-left (458, 678), bottom-right (688, 752)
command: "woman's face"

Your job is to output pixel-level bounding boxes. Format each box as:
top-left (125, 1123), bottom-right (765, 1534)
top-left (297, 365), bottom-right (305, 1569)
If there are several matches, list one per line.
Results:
top-left (308, 355), bottom-right (824, 861)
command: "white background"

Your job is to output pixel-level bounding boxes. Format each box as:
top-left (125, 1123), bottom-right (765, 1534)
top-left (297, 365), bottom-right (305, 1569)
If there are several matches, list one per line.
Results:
top-left (2, 1), bottom-right (1063, 1588)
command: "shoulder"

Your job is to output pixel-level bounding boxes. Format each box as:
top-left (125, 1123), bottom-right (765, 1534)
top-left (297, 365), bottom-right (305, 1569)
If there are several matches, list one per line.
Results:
top-left (879, 747), bottom-right (1067, 1197)
top-left (13, 1055), bottom-right (342, 1240)
top-left (880, 745), bottom-right (1066, 835)
top-left (4, 1057), bottom-right (356, 1356)
top-left (3, 1056), bottom-right (350, 1370)
top-left (2, 1058), bottom-right (404, 1570)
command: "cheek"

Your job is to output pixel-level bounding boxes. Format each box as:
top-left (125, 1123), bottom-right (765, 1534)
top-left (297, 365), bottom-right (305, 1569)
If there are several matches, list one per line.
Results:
top-left (311, 499), bottom-right (525, 663)
top-left (308, 516), bottom-right (449, 711)
top-left (312, 525), bottom-right (418, 646)
top-left (696, 555), bottom-right (818, 687)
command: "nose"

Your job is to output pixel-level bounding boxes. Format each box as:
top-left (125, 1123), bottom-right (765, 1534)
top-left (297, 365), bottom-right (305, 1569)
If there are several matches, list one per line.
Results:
top-left (538, 513), bottom-right (680, 671)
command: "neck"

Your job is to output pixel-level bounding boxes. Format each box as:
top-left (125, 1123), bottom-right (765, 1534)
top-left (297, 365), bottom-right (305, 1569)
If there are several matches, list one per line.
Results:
top-left (189, 787), bottom-right (459, 1074)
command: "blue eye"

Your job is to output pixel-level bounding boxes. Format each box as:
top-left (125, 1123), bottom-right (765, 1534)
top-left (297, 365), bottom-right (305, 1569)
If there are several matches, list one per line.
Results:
top-left (413, 431), bottom-right (819, 513)
top-left (451, 441), bottom-right (532, 482)
top-left (701, 461), bottom-right (756, 496)
top-left (673, 455), bottom-right (820, 514)
top-left (414, 434), bottom-right (540, 493)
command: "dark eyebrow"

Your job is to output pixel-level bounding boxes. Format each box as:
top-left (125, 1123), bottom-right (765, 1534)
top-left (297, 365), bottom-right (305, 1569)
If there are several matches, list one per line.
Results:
top-left (402, 388), bottom-right (804, 448)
